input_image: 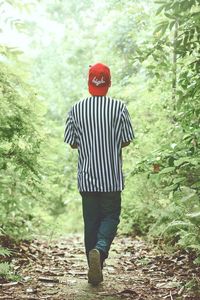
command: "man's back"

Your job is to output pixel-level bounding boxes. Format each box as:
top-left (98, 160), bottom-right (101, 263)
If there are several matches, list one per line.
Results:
top-left (64, 95), bottom-right (134, 192)
top-left (64, 62), bottom-right (134, 285)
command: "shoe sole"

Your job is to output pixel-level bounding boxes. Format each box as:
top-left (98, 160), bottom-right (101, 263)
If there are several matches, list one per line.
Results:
top-left (88, 249), bottom-right (103, 285)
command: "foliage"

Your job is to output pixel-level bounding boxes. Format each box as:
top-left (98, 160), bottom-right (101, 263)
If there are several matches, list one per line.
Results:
top-left (0, 245), bottom-right (19, 282)
top-left (0, 0), bottom-right (46, 238)
top-left (0, 262), bottom-right (11, 278)
top-left (0, 262), bottom-right (21, 281)
top-left (127, 0), bottom-right (200, 255)
top-left (0, 246), bottom-right (12, 257)
top-left (0, 60), bottom-right (46, 237)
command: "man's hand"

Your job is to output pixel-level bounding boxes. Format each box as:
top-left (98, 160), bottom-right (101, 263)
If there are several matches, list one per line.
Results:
top-left (70, 144), bottom-right (78, 149)
top-left (122, 141), bottom-right (130, 148)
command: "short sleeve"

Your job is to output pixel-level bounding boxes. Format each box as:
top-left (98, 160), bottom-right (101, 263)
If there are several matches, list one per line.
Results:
top-left (64, 109), bottom-right (77, 145)
top-left (121, 105), bottom-right (134, 143)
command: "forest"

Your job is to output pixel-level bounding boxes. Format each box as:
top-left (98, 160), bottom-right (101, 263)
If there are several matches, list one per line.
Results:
top-left (0, 0), bottom-right (200, 299)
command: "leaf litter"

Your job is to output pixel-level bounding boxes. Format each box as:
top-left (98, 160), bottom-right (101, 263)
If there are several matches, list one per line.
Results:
top-left (0, 234), bottom-right (199, 299)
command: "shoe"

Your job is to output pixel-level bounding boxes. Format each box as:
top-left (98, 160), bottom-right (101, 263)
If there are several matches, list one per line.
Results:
top-left (88, 249), bottom-right (103, 285)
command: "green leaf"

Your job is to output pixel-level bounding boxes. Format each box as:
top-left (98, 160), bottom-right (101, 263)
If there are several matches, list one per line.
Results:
top-left (191, 182), bottom-right (200, 189)
top-left (154, 21), bottom-right (169, 35)
top-left (181, 192), bottom-right (197, 202)
top-left (164, 183), bottom-right (179, 191)
top-left (169, 20), bottom-right (176, 30)
top-left (166, 221), bottom-right (192, 230)
top-left (170, 143), bottom-right (177, 149)
top-left (174, 158), bottom-right (190, 167)
top-left (159, 167), bottom-right (175, 174)
top-left (186, 212), bottom-right (200, 224)
top-left (187, 244), bottom-right (200, 251)
top-left (173, 177), bottom-right (185, 184)
top-left (189, 158), bottom-right (200, 166)
top-left (164, 13), bottom-right (176, 20)
top-left (194, 257), bottom-right (200, 265)
top-left (156, 4), bottom-right (166, 15)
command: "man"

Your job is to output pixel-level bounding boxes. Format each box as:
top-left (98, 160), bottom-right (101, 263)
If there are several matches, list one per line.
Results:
top-left (64, 63), bottom-right (134, 285)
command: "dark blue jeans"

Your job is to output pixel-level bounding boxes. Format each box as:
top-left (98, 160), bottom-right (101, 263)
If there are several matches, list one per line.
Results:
top-left (80, 191), bottom-right (121, 268)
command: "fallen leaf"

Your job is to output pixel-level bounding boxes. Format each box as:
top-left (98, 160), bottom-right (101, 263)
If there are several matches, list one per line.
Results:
top-left (38, 277), bottom-right (59, 283)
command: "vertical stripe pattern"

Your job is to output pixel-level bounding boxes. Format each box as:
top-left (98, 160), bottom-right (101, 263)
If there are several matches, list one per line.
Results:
top-left (64, 96), bottom-right (134, 192)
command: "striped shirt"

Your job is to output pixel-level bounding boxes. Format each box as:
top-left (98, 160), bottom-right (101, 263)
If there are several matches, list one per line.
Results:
top-left (64, 96), bottom-right (134, 192)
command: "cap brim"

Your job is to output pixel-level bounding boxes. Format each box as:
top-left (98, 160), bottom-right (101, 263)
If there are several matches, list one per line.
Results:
top-left (88, 84), bottom-right (109, 96)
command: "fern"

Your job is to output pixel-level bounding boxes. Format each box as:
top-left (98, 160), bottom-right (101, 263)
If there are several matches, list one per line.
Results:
top-left (0, 262), bottom-right (10, 276)
top-left (0, 247), bottom-right (12, 257)
top-left (0, 262), bottom-right (21, 281)
top-left (165, 220), bottom-right (193, 231)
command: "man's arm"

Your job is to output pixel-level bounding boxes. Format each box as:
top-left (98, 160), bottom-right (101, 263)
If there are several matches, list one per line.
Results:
top-left (70, 144), bottom-right (78, 149)
top-left (64, 108), bottom-right (78, 147)
top-left (121, 141), bottom-right (130, 148)
top-left (121, 105), bottom-right (134, 146)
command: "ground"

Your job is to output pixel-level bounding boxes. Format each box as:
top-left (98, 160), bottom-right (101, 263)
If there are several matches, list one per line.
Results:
top-left (0, 234), bottom-right (199, 300)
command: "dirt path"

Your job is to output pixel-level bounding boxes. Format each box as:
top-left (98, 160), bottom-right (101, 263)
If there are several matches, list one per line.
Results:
top-left (0, 234), bottom-right (199, 299)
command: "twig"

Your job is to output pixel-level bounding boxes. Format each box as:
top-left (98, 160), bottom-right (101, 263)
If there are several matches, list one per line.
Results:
top-left (178, 286), bottom-right (185, 295)
top-left (170, 290), bottom-right (173, 300)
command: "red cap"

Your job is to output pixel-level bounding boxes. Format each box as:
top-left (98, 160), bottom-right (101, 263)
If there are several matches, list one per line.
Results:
top-left (88, 63), bottom-right (111, 96)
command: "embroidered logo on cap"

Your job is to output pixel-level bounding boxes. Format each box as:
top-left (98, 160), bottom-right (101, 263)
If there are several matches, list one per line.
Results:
top-left (92, 76), bottom-right (105, 86)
